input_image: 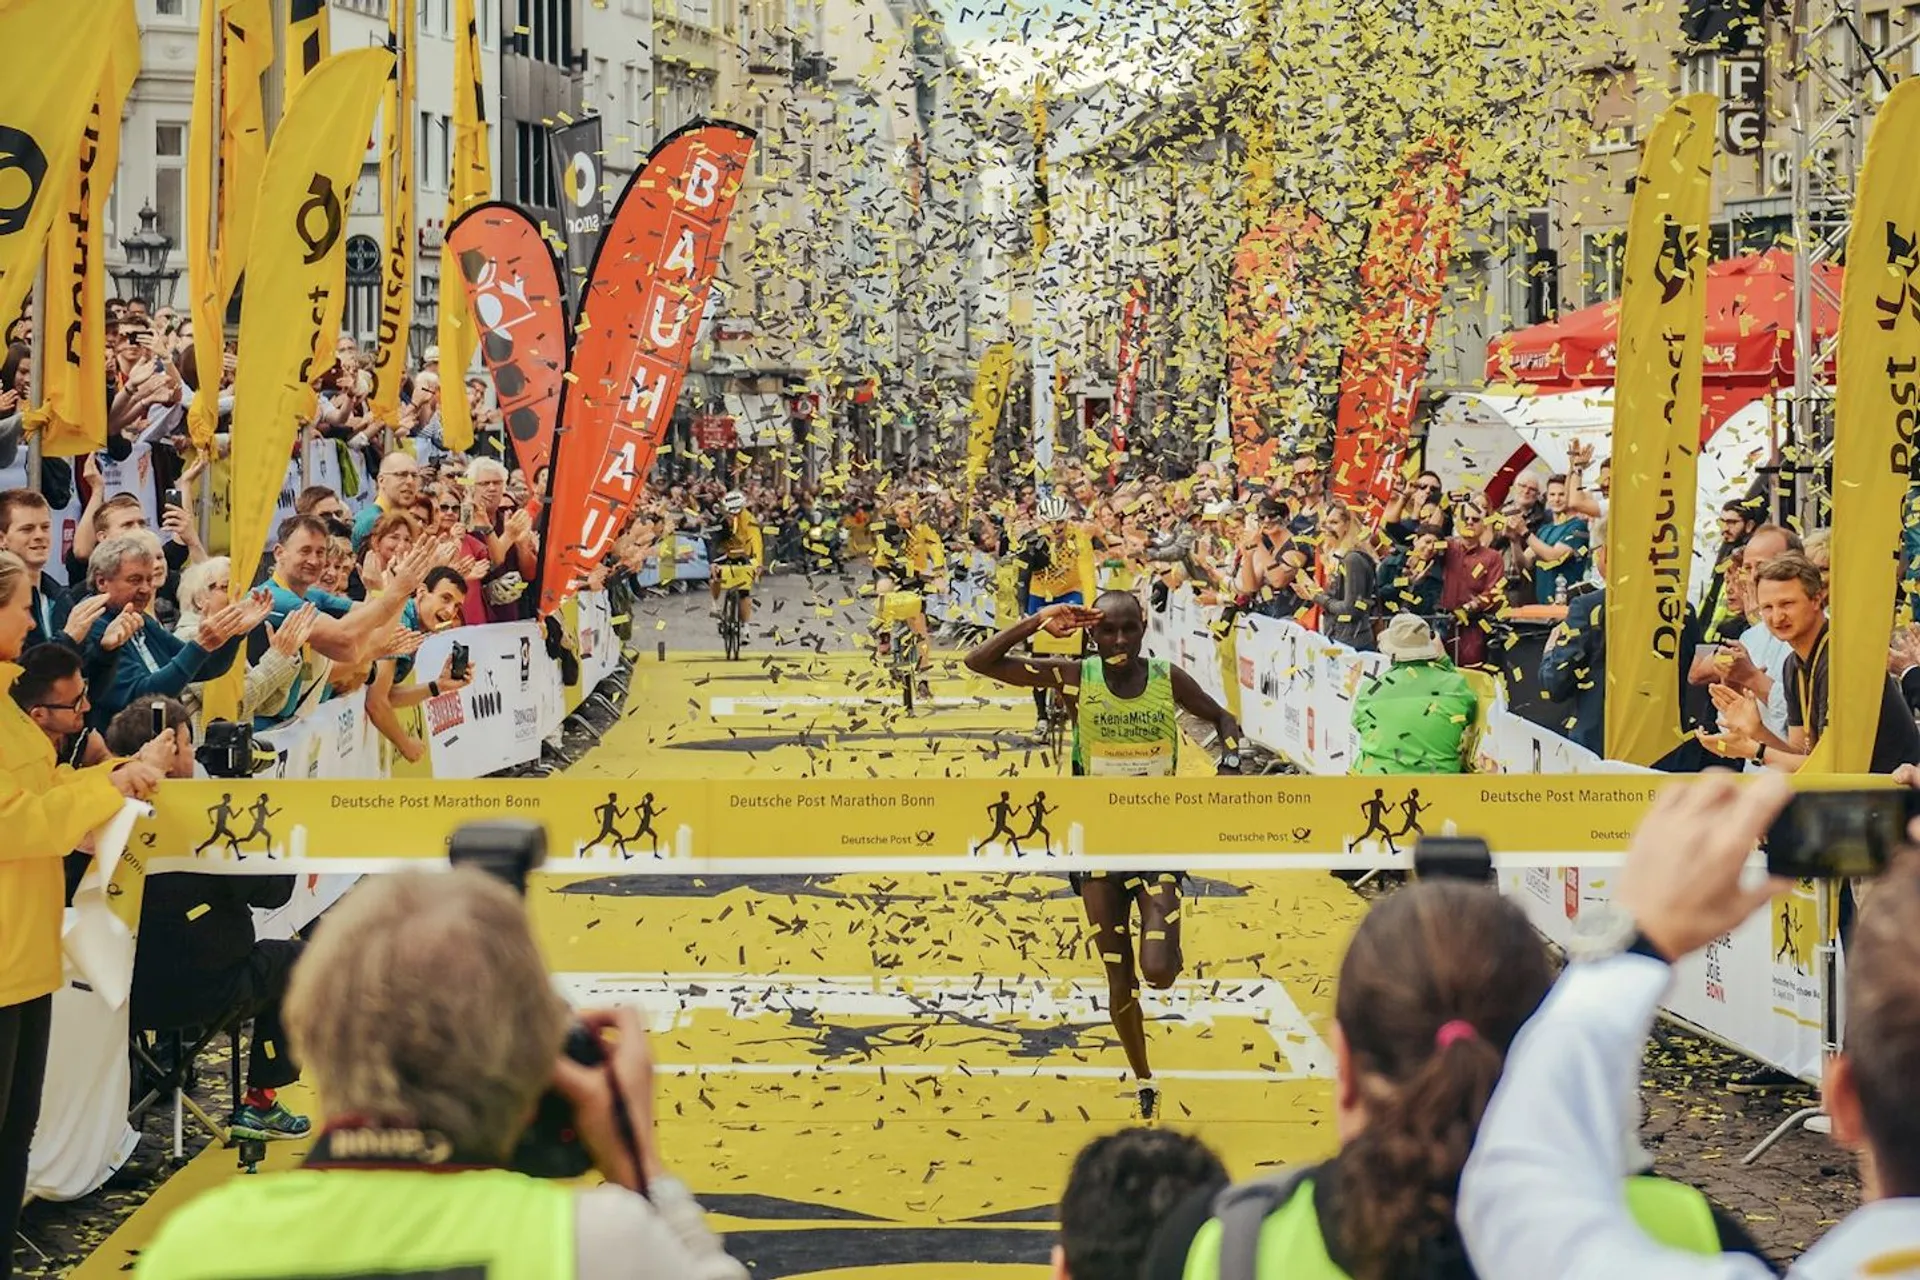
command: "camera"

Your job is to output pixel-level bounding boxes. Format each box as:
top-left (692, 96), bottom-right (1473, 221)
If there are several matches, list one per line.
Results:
top-left (447, 822), bottom-right (601, 1180)
top-left (196, 718), bottom-right (260, 779)
top-left (1412, 835), bottom-right (1494, 884)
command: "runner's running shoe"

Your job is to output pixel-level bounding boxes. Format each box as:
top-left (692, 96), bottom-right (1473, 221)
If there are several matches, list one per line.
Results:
top-left (232, 1099), bottom-right (312, 1141)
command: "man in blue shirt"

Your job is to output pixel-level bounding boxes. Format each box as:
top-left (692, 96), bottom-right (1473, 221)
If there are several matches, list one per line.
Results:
top-left (249, 514), bottom-right (435, 727)
top-left (366, 566), bottom-right (474, 764)
top-left (83, 535), bottom-right (260, 726)
top-left (1526, 473), bottom-right (1589, 604)
top-left (350, 451), bottom-right (423, 553)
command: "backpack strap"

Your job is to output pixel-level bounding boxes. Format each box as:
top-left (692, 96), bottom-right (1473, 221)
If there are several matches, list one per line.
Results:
top-left (1209, 1166), bottom-right (1314, 1280)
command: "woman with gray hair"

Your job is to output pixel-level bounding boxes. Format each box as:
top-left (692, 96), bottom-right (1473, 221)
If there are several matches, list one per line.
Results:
top-left (173, 556), bottom-right (324, 728)
top-left (134, 869), bottom-right (747, 1280)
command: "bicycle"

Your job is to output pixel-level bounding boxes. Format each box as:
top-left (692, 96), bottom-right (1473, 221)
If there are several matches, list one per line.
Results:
top-left (714, 559), bottom-right (755, 661)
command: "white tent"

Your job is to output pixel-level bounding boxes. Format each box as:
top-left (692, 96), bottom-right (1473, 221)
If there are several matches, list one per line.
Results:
top-left (1426, 389), bottom-right (1778, 603)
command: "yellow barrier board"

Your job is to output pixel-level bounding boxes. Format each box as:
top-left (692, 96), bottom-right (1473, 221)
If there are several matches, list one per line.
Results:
top-left (140, 774), bottom-right (1894, 873)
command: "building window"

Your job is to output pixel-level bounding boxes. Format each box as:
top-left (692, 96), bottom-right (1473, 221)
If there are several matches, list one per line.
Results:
top-left (477, 0), bottom-right (492, 46)
top-left (154, 0), bottom-right (185, 15)
top-left (1582, 228), bottom-right (1627, 305)
top-left (154, 123), bottom-right (187, 243)
top-left (352, 160), bottom-right (382, 216)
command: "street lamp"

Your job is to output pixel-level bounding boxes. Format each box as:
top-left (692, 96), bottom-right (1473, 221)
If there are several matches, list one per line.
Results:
top-left (110, 201), bottom-right (182, 311)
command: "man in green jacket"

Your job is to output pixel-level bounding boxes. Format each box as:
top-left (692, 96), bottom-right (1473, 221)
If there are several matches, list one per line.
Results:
top-left (1351, 614), bottom-right (1478, 774)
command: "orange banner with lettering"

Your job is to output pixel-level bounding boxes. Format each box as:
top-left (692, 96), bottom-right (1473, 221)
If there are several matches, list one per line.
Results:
top-left (538, 121), bottom-right (756, 616)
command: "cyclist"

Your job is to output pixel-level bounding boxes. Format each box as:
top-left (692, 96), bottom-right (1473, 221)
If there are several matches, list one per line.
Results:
top-left (870, 494), bottom-right (946, 696)
top-left (964, 589), bottom-right (1244, 1120)
top-left (708, 490), bottom-right (763, 631)
top-left (1015, 491), bottom-right (1097, 738)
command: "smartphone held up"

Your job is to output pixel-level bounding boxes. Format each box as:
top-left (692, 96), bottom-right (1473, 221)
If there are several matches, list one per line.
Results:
top-left (1764, 787), bottom-right (1920, 880)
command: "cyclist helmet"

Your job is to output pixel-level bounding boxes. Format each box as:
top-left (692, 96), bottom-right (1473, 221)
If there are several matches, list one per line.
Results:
top-left (723, 490), bottom-right (748, 514)
top-left (1036, 492), bottom-right (1071, 523)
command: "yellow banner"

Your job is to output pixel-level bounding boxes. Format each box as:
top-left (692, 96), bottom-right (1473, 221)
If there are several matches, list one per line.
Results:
top-left (184, 0), bottom-right (273, 453)
top-left (435, 0), bottom-right (493, 453)
top-left (228, 48), bottom-right (391, 586)
top-left (285, 0), bottom-right (331, 101)
top-left (1603, 94), bottom-right (1716, 767)
top-left (965, 342), bottom-right (1016, 491)
top-left (141, 773), bottom-right (1891, 872)
top-left (368, 0), bottom-right (417, 428)
top-left (1815, 79), bottom-right (1920, 774)
top-left (0, 0), bottom-right (120, 329)
top-left (29, 0), bottom-right (138, 457)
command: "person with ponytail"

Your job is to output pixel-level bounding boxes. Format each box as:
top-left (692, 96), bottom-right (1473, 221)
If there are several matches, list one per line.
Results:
top-left (1160, 880), bottom-right (1764, 1280)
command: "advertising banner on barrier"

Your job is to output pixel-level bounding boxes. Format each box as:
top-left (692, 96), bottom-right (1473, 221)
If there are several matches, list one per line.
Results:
top-left (414, 621), bottom-right (561, 777)
top-left (573, 589), bottom-right (619, 693)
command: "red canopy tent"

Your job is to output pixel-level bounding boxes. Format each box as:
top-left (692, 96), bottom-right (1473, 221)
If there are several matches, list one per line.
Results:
top-left (1483, 249), bottom-right (1841, 437)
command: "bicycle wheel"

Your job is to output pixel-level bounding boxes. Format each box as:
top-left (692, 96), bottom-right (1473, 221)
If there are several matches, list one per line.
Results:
top-left (721, 589), bottom-right (743, 661)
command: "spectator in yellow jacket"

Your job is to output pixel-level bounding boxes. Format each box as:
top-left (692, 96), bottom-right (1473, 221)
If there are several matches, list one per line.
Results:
top-left (0, 550), bottom-right (168, 1277)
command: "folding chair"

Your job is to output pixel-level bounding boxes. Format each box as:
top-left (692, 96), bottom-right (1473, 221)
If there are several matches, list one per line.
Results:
top-left (129, 1014), bottom-right (267, 1172)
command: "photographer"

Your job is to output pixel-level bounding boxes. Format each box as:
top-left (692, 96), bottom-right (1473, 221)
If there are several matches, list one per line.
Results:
top-left (108, 700), bottom-right (310, 1141)
top-left (133, 869), bottom-right (747, 1279)
top-left (1460, 773), bottom-right (1920, 1280)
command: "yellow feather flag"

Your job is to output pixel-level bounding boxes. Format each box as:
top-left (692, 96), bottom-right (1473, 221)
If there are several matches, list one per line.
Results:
top-left (184, 0), bottom-right (273, 453)
top-left (217, 0), bottom-right (272, 296)
top-left (965, 342), bottom-right (1016, 493)
top-left (367, 0), bottom-right (416, 429)
top-left (435, 0), bottom-right (493, 453)
top-left (1603, 94), bottom-right (1716, 767)
top-left (228, 47), bottom-right (391, 589)
top-left (0, 0), bottom-right (120, 329)
top-left (29, 0), bottom-right (139, 457)
top-left (285, 0), bottom-right (331, 101)
top-left (1806, 78), bottom-right (1920, 774)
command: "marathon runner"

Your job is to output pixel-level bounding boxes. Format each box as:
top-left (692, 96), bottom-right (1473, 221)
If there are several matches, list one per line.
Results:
top-left (1014, 492), bottom-right (1098, 738)
top-left (963, 588), bottom-right (1244, 1119)
top-left (708, 490), bottom-right (763, 629)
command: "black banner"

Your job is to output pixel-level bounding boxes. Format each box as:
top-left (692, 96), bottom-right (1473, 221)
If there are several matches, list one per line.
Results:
top-left (547, 117), bottom-right (605, 305)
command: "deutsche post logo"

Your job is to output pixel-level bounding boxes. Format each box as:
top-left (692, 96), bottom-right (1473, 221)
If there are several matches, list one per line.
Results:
top-left (0, 125), bottom-right (49, 236)
top-left (295, 174), bottom-right (344, 264)
top-left (561, 149), bottom-right (598, 212)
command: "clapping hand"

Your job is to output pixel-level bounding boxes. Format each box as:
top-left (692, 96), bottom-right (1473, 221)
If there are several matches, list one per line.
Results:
top-left (1708, 682), bottom-right (1765, 739)
top-left (378, 624), bottom-right (425, 660)
top-left (505, 509), bottom-right (535, 545)
top-left (101, 606), bottom-right (143, 651)
top-left (63, 594), bottom-right (111, 644)
top-left (389, 543), bottom-right (438, 595)
top-left (267, 603), bottom-right (320, 658)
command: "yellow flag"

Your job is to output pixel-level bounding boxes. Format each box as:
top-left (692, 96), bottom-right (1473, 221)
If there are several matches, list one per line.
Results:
top-left (1603, 94), bottom-right (1716, 767)
top-left (1809, 79), bottom-right (1920, 774)
top-left (0, 0), bottom-right (119, 329)
top-left (966, 342), bottom-right (1016, 492)
top-left (368, 0), bottom-right (417, 429)
top-left (228, 48), bottom-right (391, 588)
top-left (29, 0), bottom-right (138, 457)
top-left (285, 0), bottom-right (331, 101)
top-left (435, 0), bottom-right (492, 453)
top-left (184, 0), bottom-right (273, 453)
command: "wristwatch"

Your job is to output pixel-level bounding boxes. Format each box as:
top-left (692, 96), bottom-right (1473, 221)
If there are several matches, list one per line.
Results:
top-left (1565, 903), bottom-right (1671, 965)
top-left (1754, 742), bottom-right (1768, 765)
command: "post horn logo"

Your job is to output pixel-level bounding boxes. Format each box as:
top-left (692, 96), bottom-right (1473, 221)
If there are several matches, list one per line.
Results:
top-left (296, 174), bottom-right (344, 265)
top-left (0, 125), bottom-right (50, 237)
top-left (561, 150), bottom-right (597, 211)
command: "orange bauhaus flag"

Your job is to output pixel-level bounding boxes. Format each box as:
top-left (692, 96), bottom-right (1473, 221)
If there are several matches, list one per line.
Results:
top-left (1809, 79), bottom-right (1920, 774)
top-left (538, 120), bottom-right (756, 617)
top-left (1603, 94), bottom-right (1716, 768)
top-left (228, 48), bottom-right (390, 588)
top-left (435, 0), bottom-right (493, 452)
top-left (30, 0), bottom-right (138, 456)
top-left (0, 0), bottom-right (121, 330)
top-left (1330, 139), bottom-right (1468, 518)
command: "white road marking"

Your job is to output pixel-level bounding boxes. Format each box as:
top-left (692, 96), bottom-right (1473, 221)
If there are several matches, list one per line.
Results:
top-left (553, 972), bottom-right (1333, 1079)
top-left (709, 695), bottom-right (1030, 716)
